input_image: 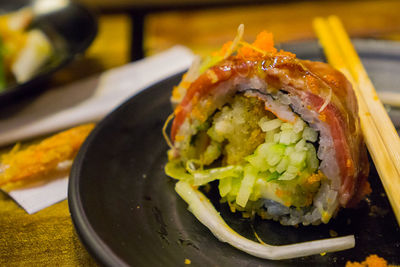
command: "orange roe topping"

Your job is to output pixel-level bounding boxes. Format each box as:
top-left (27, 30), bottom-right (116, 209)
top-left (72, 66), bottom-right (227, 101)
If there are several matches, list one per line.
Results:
top-left (238, 45), bottom-right (258, 58)
top-left (307, 171), bottom-right (323, 184)
top-left (275, 189), bottom-right (292, 206)
top-left (323, 74), bottom-right (340, 88)
top-left (238, 31), bottom-right (277, 58)
top-left (319, 113), bottom-right (327, 122)
top-left (346, 254), bottom-right (391, 267)
top-left (212, 41), bottom-right (233, 57)
top-left (252, 31), bottom-right (277, 53)
top-left (306, 75), bottom-right (320, 94)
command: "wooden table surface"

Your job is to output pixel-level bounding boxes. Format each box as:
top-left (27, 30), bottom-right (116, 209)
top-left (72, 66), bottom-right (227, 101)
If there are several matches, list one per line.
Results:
top-left (1, 1), bottom-right (400, 265)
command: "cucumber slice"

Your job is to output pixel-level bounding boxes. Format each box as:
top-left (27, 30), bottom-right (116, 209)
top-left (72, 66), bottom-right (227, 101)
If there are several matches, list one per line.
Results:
top-left (279, 130), bottom-right (292, 145)
top-left (165, 160), bottom-right (193, 181)
top-left (266, 144), bottom-right (285, 166)
top-left (293, 119), bottom-right (305, 133)
top-left (276, 157), bottom-right (289, 173)
top-left (219, 177), bottom-right (232, 197)
top-left (247, 153), bottom-right (269, 172)
top-left (236, 165), bottom-right (257, 207)
top-left (280, 122), bottom-right (293, 131)
top-left (259, 118), bottom-right (282, 132)
top-left (278, 170), bottom-right (297, 181)
top-left (289, 151), bottom-right (307, 167)
top-left (290, 131), bottom-right (302, 144)
top-left (192, 165), bottom-right (243, 186)
top-left (295, 139), bottom-right (306, 151)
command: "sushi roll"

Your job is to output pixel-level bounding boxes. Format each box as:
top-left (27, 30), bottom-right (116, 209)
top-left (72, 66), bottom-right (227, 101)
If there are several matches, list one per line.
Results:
top-left (165, 26), bottom-right (370, 227)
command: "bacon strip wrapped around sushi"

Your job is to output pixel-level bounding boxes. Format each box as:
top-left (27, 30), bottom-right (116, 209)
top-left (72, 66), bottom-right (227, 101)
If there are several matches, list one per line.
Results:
top-left (165, 27), bottom-right (369, 226)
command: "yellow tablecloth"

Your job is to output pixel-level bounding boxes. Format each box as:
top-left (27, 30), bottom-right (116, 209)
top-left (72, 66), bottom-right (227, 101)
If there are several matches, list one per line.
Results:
top-left (0, 196), bottom-right (96, 266)
top-left (2, 1), bottom-right (400, 265)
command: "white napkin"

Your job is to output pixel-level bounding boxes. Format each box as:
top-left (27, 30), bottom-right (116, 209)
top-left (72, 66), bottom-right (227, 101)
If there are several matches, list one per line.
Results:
top-left (0, 45), bottom-right (195, 213)
top-left (7, 177), bottom-right (69, 214)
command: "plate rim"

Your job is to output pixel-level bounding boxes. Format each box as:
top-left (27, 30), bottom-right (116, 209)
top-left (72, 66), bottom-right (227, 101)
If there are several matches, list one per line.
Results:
top-left (69, 106), bottom-right (129, 267)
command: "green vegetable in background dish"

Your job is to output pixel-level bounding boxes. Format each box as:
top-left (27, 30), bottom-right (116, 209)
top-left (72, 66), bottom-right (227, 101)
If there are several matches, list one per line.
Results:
top-left (0, 7), bottom-right (53, 91)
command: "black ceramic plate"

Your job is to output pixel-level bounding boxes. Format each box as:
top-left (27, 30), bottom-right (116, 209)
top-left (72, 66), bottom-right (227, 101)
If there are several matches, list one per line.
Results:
top-left (0, 0), bottom-right (97, 104)
top-left (69, 40), bottom-right (400, 267)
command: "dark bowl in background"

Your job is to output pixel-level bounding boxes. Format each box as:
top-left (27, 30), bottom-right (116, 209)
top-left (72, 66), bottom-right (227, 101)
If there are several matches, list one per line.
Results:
top-left (0, 0), bottom-right (97, 105)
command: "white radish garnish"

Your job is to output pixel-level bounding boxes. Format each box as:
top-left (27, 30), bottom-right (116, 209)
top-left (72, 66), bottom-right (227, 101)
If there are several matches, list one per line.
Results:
top-left (175, 181), bottom-right (355, 260)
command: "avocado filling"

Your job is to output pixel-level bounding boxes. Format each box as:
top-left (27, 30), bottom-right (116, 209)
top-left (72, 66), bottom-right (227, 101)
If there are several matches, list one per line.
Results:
top-left (166, 94), bottom-right (322, 214)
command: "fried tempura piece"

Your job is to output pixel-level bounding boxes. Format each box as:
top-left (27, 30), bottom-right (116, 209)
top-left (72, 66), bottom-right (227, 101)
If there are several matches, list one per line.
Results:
top-left (346, 254), bottom-right (393, 267)
top-left (0, 123), bottom-right (95, 186)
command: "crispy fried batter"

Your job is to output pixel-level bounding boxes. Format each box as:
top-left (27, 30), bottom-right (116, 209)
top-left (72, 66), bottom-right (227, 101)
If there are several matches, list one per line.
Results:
top-left (0, 123), bottom-right (95, 186)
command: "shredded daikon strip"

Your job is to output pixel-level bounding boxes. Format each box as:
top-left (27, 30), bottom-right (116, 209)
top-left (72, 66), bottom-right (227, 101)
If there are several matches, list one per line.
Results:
top-left (297, 61), bottom-right (334, 114)
top-left (184, 56), bottom-right (202, 83)
top-left (172, 24), bottom-right (243, 105)
top-left (223, 24), bottom-right (244, 59)
top-left (162, 113), bottom-right (175, 149)
top-left (238, 41), bottom-right (268, 56)
top-left (171, 56), bottom-right (202, 104)
top-left (319, 87), bottom-right (332, 112)
top-left (175, 181), bottom-right (355, 260)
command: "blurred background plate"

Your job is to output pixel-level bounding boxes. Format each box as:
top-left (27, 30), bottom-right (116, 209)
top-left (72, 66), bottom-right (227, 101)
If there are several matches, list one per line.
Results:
top-left (69, 39), bottom-right (400, 266)
top-left (0, 0), bottom-right (97, 105)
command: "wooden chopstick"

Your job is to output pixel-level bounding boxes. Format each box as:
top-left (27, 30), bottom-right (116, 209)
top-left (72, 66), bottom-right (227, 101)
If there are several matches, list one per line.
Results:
top-left (378, 91), bottom-right (400, 108)
top-left (313, 16), bottom-right (400, 225)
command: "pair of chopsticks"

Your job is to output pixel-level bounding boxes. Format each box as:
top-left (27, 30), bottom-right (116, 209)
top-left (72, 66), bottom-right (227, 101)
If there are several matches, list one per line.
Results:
top-left (313, 16), bottom-right (400, 226)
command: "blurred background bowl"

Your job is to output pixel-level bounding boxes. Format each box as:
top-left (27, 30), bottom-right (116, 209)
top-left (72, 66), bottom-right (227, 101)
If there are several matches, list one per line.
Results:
top-left (0, 0), bottom-right (97, 105)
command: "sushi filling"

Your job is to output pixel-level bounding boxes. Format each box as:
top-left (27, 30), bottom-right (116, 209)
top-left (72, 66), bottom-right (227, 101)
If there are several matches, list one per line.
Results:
top-left (167, 94), bottom-right (324, 223)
